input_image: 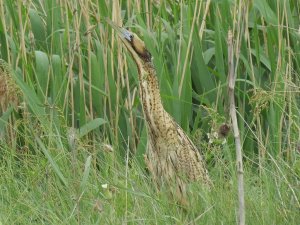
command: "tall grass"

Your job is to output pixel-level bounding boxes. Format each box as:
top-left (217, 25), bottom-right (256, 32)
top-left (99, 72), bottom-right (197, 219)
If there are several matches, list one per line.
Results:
top-left (0, 0), bottom-right (300, 224)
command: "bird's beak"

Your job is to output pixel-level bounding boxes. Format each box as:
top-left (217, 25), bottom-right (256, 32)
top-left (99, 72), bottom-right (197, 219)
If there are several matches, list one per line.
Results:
top-left (121, 29), bottom-right (133, 42)
top-left (105, 18), bottom-right (132, 42)
top-left (105, 18), bottom-right (151, 65)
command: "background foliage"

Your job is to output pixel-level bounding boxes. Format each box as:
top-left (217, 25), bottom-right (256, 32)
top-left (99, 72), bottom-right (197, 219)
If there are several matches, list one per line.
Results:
top-left (0, 0), bottom-right (300, 224)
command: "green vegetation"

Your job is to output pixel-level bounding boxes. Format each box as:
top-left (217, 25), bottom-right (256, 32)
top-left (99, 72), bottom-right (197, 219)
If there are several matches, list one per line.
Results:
top-left (0, 0), bottom-right (300, 224)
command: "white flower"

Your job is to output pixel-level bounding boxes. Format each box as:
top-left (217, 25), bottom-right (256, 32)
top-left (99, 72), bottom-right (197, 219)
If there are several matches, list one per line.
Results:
top-left (101, 184), bottom-right (108, 189)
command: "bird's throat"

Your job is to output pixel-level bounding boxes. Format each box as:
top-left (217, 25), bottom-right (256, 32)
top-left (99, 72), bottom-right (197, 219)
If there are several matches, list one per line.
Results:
top-left (138, 64), bottom-right (168, 136)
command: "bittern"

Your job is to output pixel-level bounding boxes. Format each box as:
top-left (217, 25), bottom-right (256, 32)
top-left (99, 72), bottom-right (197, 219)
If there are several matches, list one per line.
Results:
top-left (107, 20), bottom-right (211, 205)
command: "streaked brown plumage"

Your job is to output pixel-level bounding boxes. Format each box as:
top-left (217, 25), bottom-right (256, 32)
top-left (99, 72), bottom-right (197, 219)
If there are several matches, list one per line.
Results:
top-left (107, 20), bottom-right (211, 205)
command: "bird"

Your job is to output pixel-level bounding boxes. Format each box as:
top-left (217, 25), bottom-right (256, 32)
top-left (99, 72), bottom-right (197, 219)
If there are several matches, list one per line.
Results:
top-left (107, 19), bottom-right (212, 205)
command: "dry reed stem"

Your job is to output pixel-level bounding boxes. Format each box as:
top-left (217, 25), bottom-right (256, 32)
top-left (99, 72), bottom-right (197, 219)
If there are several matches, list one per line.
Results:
top-left (227, 30), bottom-right (245, 225)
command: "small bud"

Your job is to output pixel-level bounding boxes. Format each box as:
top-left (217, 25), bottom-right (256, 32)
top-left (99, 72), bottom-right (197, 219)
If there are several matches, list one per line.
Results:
top-left (218, 123), bottom-right (230, 138)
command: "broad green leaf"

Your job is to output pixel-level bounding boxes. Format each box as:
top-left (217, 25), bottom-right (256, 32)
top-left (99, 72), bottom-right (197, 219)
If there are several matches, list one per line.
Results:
top-left (203, 48), bottom-right (215, 65)
top-left (0, 19), bottom-right (8, 59)
top-left (51, 54), bottom-right (65, 106)
top-left (90, 51), bottom-right (107, 117)
top-left (29, 9), bottom-right (46, 49)
top-left (191, 29), bottom-right (215, 104)
top-left (35, 51), bottom-right (49, 100)
top-left (79, 118), bottom-right (107, 138)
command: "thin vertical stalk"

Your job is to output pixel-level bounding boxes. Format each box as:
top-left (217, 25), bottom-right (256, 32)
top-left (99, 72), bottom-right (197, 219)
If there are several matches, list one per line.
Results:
top-left (198, 0), bottom-right (211, 40)
top-left (82, 0), bottom-right (93, 119)
top-left (175, 0), bottom-right (183, 78)
top-left (112, 0), bottom-right (122, 145)
top-left (74, 1), bottom-right (86, 125)
top-left (61, 0), bottom-right (74, 127)
top-left (284, 1), bottom-right (292, 161)
top-left (16, 0), bottom-right (27, 65)
top-left (145, 0), bottom-right (150, 29)
top-left (228, 30), bottom-right (245, 225)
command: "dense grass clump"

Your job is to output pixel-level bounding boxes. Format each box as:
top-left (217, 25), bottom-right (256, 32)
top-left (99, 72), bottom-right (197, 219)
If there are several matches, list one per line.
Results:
top-left (0, 0), bottom-right (300, 224)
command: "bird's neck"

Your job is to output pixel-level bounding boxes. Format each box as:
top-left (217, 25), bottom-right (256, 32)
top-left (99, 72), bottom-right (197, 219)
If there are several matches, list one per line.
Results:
top-left (138, 62), bottom-right (168, 135)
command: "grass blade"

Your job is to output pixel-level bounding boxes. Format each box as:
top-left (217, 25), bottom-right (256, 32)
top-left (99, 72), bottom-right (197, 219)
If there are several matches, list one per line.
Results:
top-left (35, 135), bottom-right (68, 186)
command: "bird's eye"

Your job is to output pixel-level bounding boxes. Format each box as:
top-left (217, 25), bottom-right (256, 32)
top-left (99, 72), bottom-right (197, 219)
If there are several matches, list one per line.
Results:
top-left (129, 34), bottom-right (134, 40)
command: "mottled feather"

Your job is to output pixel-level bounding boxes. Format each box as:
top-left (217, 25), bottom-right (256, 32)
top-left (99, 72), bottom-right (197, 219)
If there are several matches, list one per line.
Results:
top-left (107, 20), bottom-right (211, 205)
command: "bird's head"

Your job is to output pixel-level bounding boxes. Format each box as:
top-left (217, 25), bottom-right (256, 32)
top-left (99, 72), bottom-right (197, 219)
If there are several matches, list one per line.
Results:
top-left (120, 29), bottom-right (152, 63)
top-left (106, 19), bottom-right (152, 68)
